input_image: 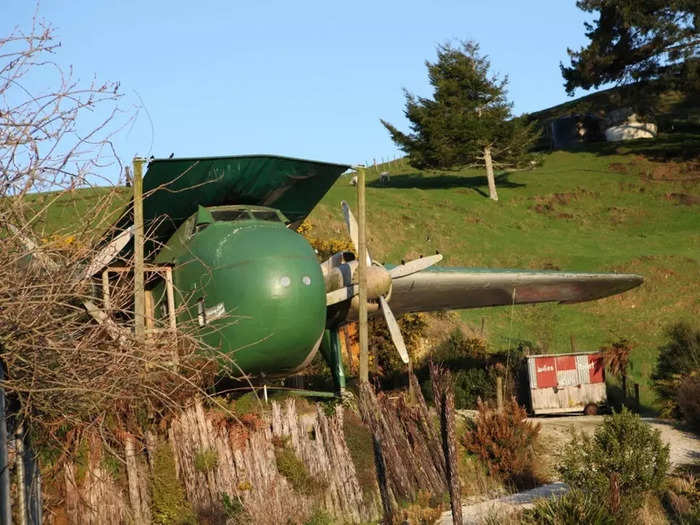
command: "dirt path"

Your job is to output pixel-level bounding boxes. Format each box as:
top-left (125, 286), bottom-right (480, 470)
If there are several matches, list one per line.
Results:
top-left (437, 415), bottom-right (699, 524)
top-left (536, 415), bottom-right (699, 468)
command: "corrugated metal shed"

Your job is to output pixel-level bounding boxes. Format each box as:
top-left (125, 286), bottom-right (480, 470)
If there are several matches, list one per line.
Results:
top-left (527, 351), bottom-right (606, 415)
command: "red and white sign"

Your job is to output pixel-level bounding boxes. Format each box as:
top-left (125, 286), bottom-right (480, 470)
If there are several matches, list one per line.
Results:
top-left (555, 355), bottom-right (578, 386)
top-left (534, 356), bottom-right (557, 388)
top-left (588, 354), bottom-right (605, 383)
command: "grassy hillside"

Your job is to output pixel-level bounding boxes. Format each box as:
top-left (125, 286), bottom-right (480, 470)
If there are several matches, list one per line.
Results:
top-left (23, 135), bottom-right (699, 409)
top-left (307, 135), bottom-right (699, 409)
top-left (530, 83), bottom-right (700, 132)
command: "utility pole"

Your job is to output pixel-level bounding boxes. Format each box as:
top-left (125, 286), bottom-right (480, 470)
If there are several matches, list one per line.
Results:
top-left (133, 157), bottom-right (146, 341)
top-left (357, 165), bottom-right (369, 383)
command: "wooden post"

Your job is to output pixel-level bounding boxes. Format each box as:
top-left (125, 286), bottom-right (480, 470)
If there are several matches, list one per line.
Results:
top-left (496, 376), bottom-right (503, 413)
top-left (570, 334), bottom-right (576, 353)
top-left (408, 358), bottom-right (414, 404)
top-left (15, 423), bottom-right (26, 525)
top-left (480, 317), bottom-right (485, 337)
top-left (443, 383), bottom-right (461, 525)
top-left (164, 267), bottom-right (179, 366)
top-left (102, 269), bottom-right (111, 311)
top-left (0, 363), bottom-right (11, 525)
top-left (634, 383), bottom-right (640, 413)
top-left (357, 166), bottom-right (369, 384)
top-left (165, 268), bottom-right (177, 333)
top-left (133, 157), bottom-right (146, 342)
top-left (125, 435), bottom-right (146, 525)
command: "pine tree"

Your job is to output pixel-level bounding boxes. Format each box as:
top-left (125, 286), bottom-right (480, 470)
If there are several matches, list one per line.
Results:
top-left (381, 42), bottom-right (538, 201)
top-left (561, 1), bottom-right (699, 95)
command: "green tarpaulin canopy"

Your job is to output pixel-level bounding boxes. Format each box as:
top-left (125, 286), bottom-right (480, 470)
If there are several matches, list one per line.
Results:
top-left (116, 154), bottom-right (350, 258)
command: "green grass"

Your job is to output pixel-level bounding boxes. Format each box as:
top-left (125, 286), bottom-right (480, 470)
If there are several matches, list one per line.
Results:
top-left (27, 135), bottom-right (699, 410)
top-left (307, 136), bottom-right (700, 409)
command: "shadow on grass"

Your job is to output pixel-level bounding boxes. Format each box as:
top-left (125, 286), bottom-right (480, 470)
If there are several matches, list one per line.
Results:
top-left (606, 382), bottom-right (656, 416)
top-left (558, 132), bottom-right (700, 162)
top-left (368, 171), bottom-right (526, 197)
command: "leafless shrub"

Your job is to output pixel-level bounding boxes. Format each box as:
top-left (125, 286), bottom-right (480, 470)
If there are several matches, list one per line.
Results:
top-left (0, 12), bottom-right (228, 460)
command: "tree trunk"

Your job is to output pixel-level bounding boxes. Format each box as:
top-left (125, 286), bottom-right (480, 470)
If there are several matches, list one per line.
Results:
top-left (483, 145), bottom-right (498, 201)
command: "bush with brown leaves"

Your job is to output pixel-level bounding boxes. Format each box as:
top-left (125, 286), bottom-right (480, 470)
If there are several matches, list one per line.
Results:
top-left (460, 398), bottom-right (542, 489)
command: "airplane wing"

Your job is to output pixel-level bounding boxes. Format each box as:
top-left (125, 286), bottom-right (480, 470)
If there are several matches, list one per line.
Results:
top-left (387, 267), bottom-right (643, 315)
top-left (115, 155), bottom-right (350, 258)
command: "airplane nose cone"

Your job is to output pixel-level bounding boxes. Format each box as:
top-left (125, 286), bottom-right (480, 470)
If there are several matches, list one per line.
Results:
top-left (198, 225), bottom-right (326, 375)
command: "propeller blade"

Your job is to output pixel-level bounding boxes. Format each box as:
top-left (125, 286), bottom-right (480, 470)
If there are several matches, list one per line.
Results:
top-left (81, 225), bottom-right (134, 280)
top-left (340, 200), bottom-right (371, 266)
top-left (389, 253), bottom-right (443, 279)
top-left (326, 284), bottom-right (359, 306)
top-left (6, 223), bottom-right (59, 271)
top-left (379, 295), bottom-right (409, 364)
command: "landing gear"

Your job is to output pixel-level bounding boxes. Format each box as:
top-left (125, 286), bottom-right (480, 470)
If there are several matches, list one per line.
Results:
top-left (320, 329), bottom-right (346, 396)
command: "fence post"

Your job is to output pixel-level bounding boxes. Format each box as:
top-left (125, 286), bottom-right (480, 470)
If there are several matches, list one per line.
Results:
top-left (133, 156), bottom-right (146, 342)
top-left (15, 423), bottom-right (26, 525)
top-left (357, 165), bottom-right (369, 384)
top-left (0, 362), bottom-right (11, 525)
top-left (634, 383), bottom-right (640, 413)
top-left (496, 376), bottom-right (504, 413)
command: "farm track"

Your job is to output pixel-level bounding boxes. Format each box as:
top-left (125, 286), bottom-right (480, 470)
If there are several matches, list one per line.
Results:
top-left (438, 414), bottom-right (699, 524)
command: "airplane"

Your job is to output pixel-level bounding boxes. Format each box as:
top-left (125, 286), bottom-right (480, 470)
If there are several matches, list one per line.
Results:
top-left (85, 154), bottom-right (642, 393)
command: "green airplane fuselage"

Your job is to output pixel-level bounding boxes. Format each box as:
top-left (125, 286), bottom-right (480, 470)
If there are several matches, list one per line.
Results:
top-left (151, 205), bottom-right (326, 376)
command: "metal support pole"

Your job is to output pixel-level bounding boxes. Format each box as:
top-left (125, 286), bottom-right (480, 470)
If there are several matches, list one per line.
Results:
top-left (357, 166), bottom-right (369, 384)
top-left (133, 157), bottom-right (146, 341)
top-left (0, 363), bottom-right (11, 525)
top-left (23, 439), bottom-right (41, 525)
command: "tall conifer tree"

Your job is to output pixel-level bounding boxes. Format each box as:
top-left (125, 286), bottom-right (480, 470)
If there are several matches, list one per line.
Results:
top-left (381, 42), bottom-right (538, 201)
top-left (561, 0), bottom-right (699, 95)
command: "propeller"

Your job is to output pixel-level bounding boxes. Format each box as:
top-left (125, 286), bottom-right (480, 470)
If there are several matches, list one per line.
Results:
top-left (81, 226), bottom-right (134, 280)
top-left (329, 201), bottom-right (443, 363)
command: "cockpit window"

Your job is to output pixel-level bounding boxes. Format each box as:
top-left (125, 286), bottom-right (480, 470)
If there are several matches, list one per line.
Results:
top-left (208, 209), bottom-right (282, 223)
top-left (211, 210), bottom-right (251, 222)
top-left (251, 211), bottom-right (281, 222)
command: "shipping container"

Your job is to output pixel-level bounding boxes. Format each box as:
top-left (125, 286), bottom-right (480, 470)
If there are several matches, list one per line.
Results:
top-left (526, 351), bottom-right (606, 415)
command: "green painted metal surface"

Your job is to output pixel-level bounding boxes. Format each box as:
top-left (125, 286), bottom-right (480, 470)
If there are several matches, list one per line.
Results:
top-left (150, 206), bottom-right (326, 376)
top-left (319, 329), bottom-right (346, 393)
top-left (135, 155), bottom-right (349, 258)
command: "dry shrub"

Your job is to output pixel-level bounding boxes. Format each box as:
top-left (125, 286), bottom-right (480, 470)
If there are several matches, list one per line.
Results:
top-left (458, 453), bottom-right (503, 498)
top-left (663, 467), bottom-right (700, 522)
top-left (460, 398), bottom-right (543, 489)
top-left (0, 226), bottom-right (221, 450)
top-left (677, 374), bottom-right (700, 431)
top-left (0, 15), bottom-right (227, 461)
top-left (394, 490), bottom-right (443, 525)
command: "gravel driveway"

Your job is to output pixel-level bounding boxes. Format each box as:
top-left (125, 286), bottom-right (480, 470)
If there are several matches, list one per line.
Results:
top-left (437, 414), bottom-right (699, 524)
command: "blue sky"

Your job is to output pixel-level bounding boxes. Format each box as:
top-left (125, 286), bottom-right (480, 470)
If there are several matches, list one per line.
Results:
top-left (3, 1), bottom-right (595, 174)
